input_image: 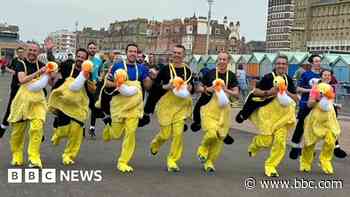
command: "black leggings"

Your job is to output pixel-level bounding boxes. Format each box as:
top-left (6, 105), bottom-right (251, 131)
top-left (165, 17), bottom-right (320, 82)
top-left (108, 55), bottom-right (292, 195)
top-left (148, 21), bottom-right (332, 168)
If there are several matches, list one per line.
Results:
top-left (1, 86), bottom-right (19, 126)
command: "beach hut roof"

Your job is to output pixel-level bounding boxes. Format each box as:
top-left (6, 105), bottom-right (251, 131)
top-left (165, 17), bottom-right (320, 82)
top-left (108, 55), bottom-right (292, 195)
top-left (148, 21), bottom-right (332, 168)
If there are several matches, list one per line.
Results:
top-left (248, 53), bottom-right (266, 64)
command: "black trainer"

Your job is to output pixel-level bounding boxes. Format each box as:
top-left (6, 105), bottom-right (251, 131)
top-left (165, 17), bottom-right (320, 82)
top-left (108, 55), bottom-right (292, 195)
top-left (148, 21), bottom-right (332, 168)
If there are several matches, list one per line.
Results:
top-left (138, 114), bottom-right (151, 127)
top-left (334, 147), bottom-right (347, 159)
top-left (0, 127), bottom-right (6, 138)
top-left (289, 147), bottom-right (302, 160)
top-left (89, 127), bottom-right (96, 138)
top-left (223, 135), bottom-right (234, 145)
top-left (190, 122), bottom-right (201, 132)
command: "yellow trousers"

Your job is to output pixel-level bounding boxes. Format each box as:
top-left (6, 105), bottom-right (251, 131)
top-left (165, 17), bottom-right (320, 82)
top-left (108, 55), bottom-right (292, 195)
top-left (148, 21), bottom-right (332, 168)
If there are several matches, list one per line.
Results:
top-left (300, 131), bottom-right (336, 174)
top-left (51, 121), bottom-right (83, 165)
top-left (10, 119), bottom-right (44, 167)
top-left (151, 120), bottom-right (184, 167)
top-left (248, 127), bottom-right (288, 176)
top-left (106, 118), bottom-right (139, 167)
top-left (197, 129), bottom-right (224, 170)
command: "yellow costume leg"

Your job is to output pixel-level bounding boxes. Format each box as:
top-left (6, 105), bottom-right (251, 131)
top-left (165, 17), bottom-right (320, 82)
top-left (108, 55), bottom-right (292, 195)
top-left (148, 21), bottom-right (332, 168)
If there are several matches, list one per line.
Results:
top-left (248, 135), bottom-right (273, 157)
top-left (197, 129), bottom-right (217, 163)
top-left (264, 127), bottom-right (288, 177)
top-left (204, 139), bottom-right (224, 172)
top-left (320, 132), bottom-right (336, 175)
top-left (300, 143), bottom-right (316, 173)
top-left (167, 120), bottom-right (184, 172)
top-left (117, 118), bottom-right (138, 173)
top-left (102, 124), bottom-right (113, 142)
top-left (10, 121), bottom-right (27, 166)
top-left (51, 124), bottom-right (70, 146)
top-left (62, 121), bottom-right (83, 165)
top-left (27, 119), bottom-right (44, 168)
top-left (150, 125), bottom-right (172, 155)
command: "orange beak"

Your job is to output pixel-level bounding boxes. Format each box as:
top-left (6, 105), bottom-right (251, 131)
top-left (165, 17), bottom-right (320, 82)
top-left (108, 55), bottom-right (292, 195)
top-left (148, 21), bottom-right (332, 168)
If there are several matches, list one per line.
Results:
top-left (278, 83), bottom-right (287, 94)
top-left (115, 73), bottom-right (127, 88)
top-left (214, 79), bottom-right (224, 92)
top-left (172, 77), bottom-right (184, 90)
top-left (324, 89), bottom-right (335, 100)
top-left (46, 62), bottom-right (58, 73)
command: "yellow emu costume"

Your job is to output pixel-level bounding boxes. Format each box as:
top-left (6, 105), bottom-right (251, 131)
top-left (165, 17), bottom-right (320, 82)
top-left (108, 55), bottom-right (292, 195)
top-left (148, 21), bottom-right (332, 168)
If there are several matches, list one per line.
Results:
top-left (102, 62), bottom-right (144, 173)
top-left (300, 83), bottom-right (340, 174)
top-left (48, 62), bottom-right (91, 165)
top-left (7, 61), bottom-right (53, 168)
top-left (197, 69), bottom-right (232, 172)
top-left (248, 74), bottom-right (296, 177)
top-left (150, 63), bottom-right (192, 172)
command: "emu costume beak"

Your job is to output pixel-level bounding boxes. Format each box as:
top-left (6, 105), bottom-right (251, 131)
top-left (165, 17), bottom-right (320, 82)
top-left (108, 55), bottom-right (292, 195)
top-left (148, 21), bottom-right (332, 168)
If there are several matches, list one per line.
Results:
top-left (46, 61), bottom-right (58, 73)
top-left (82, 60), bottom-right (93, 79)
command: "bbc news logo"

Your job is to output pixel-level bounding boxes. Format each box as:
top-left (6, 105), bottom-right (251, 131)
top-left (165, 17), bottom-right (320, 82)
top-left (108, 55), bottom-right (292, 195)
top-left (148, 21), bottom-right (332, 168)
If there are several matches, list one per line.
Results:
top-left (8, 169), bottom-right (102, 184)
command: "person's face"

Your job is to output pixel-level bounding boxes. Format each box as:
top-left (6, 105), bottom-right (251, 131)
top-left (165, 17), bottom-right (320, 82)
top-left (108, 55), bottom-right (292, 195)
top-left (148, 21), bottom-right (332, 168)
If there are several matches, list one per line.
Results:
top-left (126, 46), bottom-right (138, 63)
top-left (321, 71), bottom-right (332, 83)
top-left (137, 53), bottom-right (144, 63)
top-left (88, 44), bottom-right (97, 57)
top-left (68, 54), bottom-right (73, 60)
top-left (171, 47), bottom-right (184, 64)
top-left (17, 50), bottom-right (25, 59)
top-left (149, 54), bottom-right (155, 64)
top-left (27, 44), bottom-right (39, 62)
top-left (217, 53), bottom-right (229, 71)
top-left (312, 56), bottom-right (321, 71)
top-left (75, 51), bottom-right (88, 67)
top-left (275, 58), bottom-right (288, 75)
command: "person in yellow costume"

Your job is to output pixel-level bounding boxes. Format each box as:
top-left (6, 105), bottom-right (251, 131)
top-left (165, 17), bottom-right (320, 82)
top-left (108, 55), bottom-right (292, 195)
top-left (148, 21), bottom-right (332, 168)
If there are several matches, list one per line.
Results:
top-left (150, 45), bottom-right (194, 172)
top-left (300, 69), bottom-right (341, 175)
top-left (48, 48), bottom-right (95, 165)
top-left (7, 42), bottom-right (57, 168)
top-left (247, 55), bottom-right (299, 177)
top-left (196, 52), bottom-right (239, 172)
top-left (103, 44), bottom-right (153, 173)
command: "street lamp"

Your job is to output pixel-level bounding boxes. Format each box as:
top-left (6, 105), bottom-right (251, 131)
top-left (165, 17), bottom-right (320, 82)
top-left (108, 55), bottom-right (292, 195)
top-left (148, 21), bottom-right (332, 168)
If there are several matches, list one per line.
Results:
top-left (206, 0), bottom-right (214, 55)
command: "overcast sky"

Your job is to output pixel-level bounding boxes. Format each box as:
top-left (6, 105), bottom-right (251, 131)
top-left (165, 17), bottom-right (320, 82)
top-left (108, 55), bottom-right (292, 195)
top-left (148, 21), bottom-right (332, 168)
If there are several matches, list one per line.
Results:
top-left (1, 0), bottom-right (268, 42)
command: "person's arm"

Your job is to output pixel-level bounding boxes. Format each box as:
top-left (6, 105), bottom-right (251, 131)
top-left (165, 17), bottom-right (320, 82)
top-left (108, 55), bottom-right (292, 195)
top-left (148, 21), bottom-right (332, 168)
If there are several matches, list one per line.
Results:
top-left (296, 73), bottom-right (311, 94)
top-left (17, 62), bottom-right (47, 84)
top-left (143, 77), bottom-right (153, 90)
top-left (224, 86), bottom-right (239, 98)
top-left (307, 96), bottom-right (317, 108)
top-left (252, 75), bottom-right (277, 98)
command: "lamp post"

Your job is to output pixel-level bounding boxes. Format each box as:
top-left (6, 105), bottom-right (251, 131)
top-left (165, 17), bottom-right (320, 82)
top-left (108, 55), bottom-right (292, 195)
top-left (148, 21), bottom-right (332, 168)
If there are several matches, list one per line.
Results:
top-left (206, 0), bottom-right (214, 55)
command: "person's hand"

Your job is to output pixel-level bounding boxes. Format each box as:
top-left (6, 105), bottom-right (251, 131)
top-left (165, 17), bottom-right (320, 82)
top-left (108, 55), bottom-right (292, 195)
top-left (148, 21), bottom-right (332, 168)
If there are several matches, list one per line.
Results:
top-left (206, 86), bottom-right (215, 93)
top-left (268, 87), bottom-right (278, 97)
top-left (39, 67), bottom-right (47, 75)
top-left (163, 82), bottom-right (174, 90)
top-left (87, 80), bottom-right (97, 93)
top-left (149, 68), bottom-right (159, 80)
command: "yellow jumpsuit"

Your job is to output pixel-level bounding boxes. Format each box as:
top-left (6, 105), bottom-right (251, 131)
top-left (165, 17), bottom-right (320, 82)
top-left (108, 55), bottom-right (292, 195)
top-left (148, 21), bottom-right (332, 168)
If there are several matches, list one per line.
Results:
top-left (48, 64), bottom-right (89, 165)
top-left (103, 64), bottom-right (144, 173)
top-left (7, 62), bottom-right (47, 168)
top-left (248, 76), bottom-right (296, 177)
top-left (197, 71), bottom-right (232, 172)
top-left (150, 64), bottom-right (192, 172)
top-left (300, 102), bottom-right (340, 174)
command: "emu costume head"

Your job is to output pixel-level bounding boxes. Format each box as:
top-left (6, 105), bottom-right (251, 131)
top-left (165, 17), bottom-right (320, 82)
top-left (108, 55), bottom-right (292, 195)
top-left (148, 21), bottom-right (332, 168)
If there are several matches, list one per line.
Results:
top-left (273, 76), bottom-right (293, 107)
top-left (28, 61), bottom-right (58, 92)
top-left (212, 79), bottom-right (230, 107)
top-left (172, 76), bottom-right (190, 98)
top-left (310, 82), bottom-right (335, 112)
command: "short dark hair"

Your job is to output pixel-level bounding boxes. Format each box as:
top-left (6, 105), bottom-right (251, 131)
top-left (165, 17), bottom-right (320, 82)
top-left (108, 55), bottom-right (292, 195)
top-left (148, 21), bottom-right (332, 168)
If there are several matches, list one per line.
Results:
top-left (125, 43), bottom-right (138, 54)
top-left (238, 64), bottom-right (244, 70)
top-left (16, 47), bottom-right (25, 52)
top-left (308, 54), bottom-right (321, 64)
top-left (76, 48), bottom-right (88, 57)
top-left (87, 41), bottom-right (97, 48)
top-left (320, 68), bottom-right (332, 76)
top-left (174, 44), bottom-right (186, 52)
top-left (276, 54), bottom-right (288, 63)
